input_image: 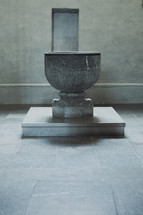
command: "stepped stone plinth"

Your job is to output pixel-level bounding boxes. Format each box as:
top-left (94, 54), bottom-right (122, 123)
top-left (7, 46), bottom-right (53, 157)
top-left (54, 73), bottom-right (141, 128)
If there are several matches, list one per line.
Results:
top-left (22, 51), bottom-right (126, 137)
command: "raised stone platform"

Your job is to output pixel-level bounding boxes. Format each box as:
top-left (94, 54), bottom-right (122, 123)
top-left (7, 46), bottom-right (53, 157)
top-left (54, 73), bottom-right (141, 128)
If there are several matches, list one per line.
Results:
top-left (22, 107), bottom-right (125, 137)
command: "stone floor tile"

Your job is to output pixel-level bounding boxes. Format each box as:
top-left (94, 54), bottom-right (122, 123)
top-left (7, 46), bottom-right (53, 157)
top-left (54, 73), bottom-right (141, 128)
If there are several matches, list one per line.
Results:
top-left (98, 150), bottom-right (141, 169)
top-left (0, 105), bottom-right (143, 215)
top-left (21, 136), bottom-right (93, 148)
top-left (0, 166), bottom-right (106, 182)
top-left (114, 111), bottom-right (136, 119)
top-left (1, 151), bottom-right (57, 169)
top-left (25, 180), bottom-right (117, 215)
top-left (124, 118), bottom-right (143, 127)
top-left (44, 136), bottom-right (93, 147)
top-left (103, 166), bottom-right (143, 179)
top-left (0, 117), bottom-right (23, 125)
top-left (0, 113), bottom-right (8, 124)
top-left (126, 128), bottom-right (143, 144)
top-left (0, 144), bottom-right (20, 155)
top-left (0, 121), bottom-right (23, 135)
top-left (91, 138), bottom-right (142, 169)
top-left (54, 140), bottom-right (101, 169)
top-left (90, 137), bottom-right (129, 148)
top-left (131, 145), bottom-right (143, 162)
top-left (0, 172), bottom-right (36, 215)
top-left (111, 179), bottom-right (143, 215)
top-left (6, 113), bottom-right (26, 118)
top-left (2, 137), bottom-right (100, 169)
top-left (129, 109), bottom-right (143, 118)
top-left (0, 129), bottom-right (22, 145)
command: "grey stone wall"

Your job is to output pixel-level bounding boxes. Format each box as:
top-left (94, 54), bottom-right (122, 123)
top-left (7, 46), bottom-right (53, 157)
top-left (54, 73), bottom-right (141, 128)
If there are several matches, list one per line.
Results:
top-left (0, 0), bottom-right (143, 104)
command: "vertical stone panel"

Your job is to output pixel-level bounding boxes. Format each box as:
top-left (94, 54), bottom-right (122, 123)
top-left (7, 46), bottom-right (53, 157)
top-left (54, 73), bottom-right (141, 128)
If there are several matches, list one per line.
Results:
top-left (52, 9), bottom-right (79, 51)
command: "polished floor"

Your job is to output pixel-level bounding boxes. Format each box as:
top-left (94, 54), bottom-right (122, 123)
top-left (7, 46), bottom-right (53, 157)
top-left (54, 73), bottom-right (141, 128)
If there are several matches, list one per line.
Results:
top-left (0, 105), bottom-right (143, 215)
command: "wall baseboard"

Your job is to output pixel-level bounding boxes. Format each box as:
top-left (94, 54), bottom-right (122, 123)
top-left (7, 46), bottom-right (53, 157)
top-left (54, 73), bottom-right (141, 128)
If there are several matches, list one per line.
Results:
top-left (0, 84), bottom-right (143, 104)
top-left (0, 83), bottom-right (143, 87)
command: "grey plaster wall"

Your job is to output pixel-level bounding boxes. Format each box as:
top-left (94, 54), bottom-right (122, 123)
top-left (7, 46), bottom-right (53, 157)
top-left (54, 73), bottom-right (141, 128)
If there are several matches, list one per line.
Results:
top-left (0, 0), bottom-right (143, 104)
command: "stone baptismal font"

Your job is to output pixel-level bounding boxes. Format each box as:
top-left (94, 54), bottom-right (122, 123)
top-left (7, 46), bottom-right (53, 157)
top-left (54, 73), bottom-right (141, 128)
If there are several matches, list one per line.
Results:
top-left (21, 7), bottom-right (126, 137)
top-left (22, 51), bottom-right (125, 137)
top-left (45, 52), bottom-right (100, 118)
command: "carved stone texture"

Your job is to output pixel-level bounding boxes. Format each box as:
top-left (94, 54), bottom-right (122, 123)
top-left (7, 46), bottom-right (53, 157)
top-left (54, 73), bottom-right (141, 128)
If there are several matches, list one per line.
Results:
top-left (45, 52), bottom-right (101, 118)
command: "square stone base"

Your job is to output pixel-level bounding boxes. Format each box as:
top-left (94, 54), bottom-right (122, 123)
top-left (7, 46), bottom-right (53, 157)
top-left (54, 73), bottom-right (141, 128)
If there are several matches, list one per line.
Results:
top-left (22, 107), bottom-right (125, 137)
